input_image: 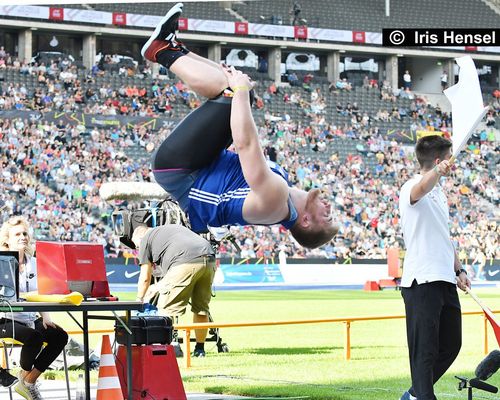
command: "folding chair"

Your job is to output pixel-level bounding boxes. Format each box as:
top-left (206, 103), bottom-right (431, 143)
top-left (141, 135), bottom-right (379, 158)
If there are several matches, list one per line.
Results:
top-left (0, 338), bottom-right (71, 400)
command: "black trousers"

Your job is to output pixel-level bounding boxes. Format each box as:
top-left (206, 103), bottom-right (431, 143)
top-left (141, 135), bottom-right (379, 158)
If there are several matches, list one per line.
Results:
top-left (153, 95), bottom-right (233, 171)
top-left (401, 281), bottom-right (462, 400)
top-left (0, 317), bottom-right (68, 372)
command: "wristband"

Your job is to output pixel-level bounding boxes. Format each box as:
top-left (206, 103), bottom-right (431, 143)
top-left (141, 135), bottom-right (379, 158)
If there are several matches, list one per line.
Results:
top-left (455, 268), bottom-right (467, 276)
top-left (232, 86), bottom-right (250, 94)
top-left (433, 165), bottom-right (440, 176)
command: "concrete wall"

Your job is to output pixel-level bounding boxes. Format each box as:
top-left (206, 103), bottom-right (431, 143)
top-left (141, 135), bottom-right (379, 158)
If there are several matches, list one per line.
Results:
top-left (410, 57), bottom-right (445, 93)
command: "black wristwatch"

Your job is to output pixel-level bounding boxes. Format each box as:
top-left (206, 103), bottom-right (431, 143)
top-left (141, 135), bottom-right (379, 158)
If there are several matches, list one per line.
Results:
top-left (455, 268), bottom-right (467, 276)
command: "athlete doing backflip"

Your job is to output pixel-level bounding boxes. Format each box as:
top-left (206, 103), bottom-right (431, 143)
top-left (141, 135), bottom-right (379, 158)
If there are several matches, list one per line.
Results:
top-left (141, 3), bottom-right (338, 249)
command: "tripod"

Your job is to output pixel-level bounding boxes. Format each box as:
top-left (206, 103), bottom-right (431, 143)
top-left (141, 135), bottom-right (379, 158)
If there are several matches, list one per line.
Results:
top-left (455, 376), bottom-right (498, 399)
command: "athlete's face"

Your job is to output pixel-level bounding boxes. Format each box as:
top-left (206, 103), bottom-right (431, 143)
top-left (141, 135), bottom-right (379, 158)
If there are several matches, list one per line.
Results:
top-left (306, 189), bottom-right (333, 228)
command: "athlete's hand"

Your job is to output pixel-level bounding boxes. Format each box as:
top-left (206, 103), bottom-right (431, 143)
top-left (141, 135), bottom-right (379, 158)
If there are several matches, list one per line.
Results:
top-left (434, 159), bottom-right (452, 177)
top-left (456, 272), bottom-right (471, 292)
top-left (222, 65), bottom-right (255, 91)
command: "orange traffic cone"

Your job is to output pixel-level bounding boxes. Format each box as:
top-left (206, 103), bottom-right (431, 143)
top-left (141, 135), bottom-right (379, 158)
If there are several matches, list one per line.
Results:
top-left (96, 335), bottom-right (123, 400)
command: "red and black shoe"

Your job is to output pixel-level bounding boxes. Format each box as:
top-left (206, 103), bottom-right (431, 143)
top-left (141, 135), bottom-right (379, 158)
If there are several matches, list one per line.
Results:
top-left (141, 2), bottom-right (184, 61)
top-left (142, 39), bottom-right (182, 63)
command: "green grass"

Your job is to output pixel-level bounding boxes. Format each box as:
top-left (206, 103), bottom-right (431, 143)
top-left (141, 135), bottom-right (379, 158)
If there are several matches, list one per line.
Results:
top-left (48, 289), bottom-right (500, 399)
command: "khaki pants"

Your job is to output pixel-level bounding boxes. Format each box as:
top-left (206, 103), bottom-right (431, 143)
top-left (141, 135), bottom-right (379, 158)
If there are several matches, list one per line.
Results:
top-left (147, 255), bottom-right (216, 317)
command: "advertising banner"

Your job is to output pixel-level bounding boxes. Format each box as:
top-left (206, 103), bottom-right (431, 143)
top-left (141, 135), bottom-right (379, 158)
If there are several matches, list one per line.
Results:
top-left (352, 31), bottom-right (366, 43)
top-left (0, 110), bottom-right (178, 132)
top-left (294, 25), bottom-right (308, 39)
top-left (49, 7), bottom-right (64, 21)
top-left (63, 8), bottom-right (112, 25)
top-left (112, 12), bottom-right (127, 26)
top-left (235, 21), bottom-right (248, 36)
top-left (104, 258), bottom-right (500, 287)
top-left (218, 263), bottom-right (284, 284)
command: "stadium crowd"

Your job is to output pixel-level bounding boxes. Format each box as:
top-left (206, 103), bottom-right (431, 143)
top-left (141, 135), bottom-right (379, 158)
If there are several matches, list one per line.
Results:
top-left (0, 51), bottom-right (498, 269)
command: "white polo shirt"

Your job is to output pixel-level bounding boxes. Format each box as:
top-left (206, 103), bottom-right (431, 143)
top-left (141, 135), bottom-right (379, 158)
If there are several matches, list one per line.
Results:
top-left (399, 174), bottom-right (455, 287)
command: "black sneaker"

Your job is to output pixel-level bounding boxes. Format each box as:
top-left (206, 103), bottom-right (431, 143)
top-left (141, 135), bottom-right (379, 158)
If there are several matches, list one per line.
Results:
top-left (141, 2), bottom-right (183, 59)
top-left (192, 348), bottom-right (206, 357)
top-left (0, 368), bottom-right (18, 388)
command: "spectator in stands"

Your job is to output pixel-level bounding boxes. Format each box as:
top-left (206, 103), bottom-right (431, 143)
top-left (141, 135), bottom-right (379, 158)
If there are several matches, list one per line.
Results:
top-left (258, 57), bottom-right (268, 73)
top-left (485, 111), bottom-right (496, 127)
top-left (335, 78), bottom-right (352, 91)
top-left (303, 73), bottom-right (314, 91)
top-left (133, 224), bottom-right (216, 358)
top-left (471, 247), bottom-right (487, 280)
top-left (290, 2), bottom-right (302, 25)
top-left (0, 216), bottom-right (69, 400)
top-left (268, 81), bottom-right (278, 95)
top-left (141, 2), bottom-right (339, 249)
top-left (403, 70), bottom-right (412, 91)
top-left (335, 102), bottom-right (344, 114)
top-left (91, 62), bottom-right (104, 77)
top-left (398, 136), bottom-right (470, 400)
top-left (440, 70), bottom-right (448, 91)
top-left (288, 72), bottom-right (300, 87)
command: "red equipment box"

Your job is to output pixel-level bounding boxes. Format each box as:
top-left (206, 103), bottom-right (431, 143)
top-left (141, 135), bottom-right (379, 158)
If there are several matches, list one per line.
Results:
top-left (116, 344), bottom-right (186, 400)
top-left (36, 241), bottom-right (110, 297)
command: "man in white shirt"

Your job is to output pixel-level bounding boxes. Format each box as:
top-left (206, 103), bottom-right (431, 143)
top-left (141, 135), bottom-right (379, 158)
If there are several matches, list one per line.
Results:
top-left (440, 71), bottom-right (448, 91)
top-left (398, 135), bottom-right (470, 400)
top-left (403, 70), bottom-right (412, 91)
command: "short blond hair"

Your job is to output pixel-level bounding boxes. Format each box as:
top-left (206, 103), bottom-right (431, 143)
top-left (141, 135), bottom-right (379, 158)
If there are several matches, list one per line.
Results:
top-left (0, 216), bottom-right (34, 256)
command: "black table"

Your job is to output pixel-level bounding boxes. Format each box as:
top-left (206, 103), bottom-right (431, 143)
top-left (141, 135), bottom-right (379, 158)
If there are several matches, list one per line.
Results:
top-left (0, 301), bottom-right (143, 400)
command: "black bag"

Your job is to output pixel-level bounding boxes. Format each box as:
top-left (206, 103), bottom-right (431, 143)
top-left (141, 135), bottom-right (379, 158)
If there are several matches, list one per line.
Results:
top-left (115, 316), bottom-right (173, 345)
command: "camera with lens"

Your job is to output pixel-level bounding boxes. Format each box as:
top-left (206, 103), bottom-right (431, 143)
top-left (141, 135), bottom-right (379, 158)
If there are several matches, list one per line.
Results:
top-left (111, 200), bottom-right (189, 249)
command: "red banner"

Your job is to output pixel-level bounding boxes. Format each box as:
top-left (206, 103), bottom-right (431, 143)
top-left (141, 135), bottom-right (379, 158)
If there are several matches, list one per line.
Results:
top-left (49, 7), bottom-right (64, 21)
top-left (178, 17), bottom-right (188, 31)
top-left (294, 26), bottom-right (308, 39)
top-left (235, 22), bottom-right (248, 35)
top-left (465, 46), bottom-right (478, 52)
top-left (112, 12), bottom-right (126, 26)
top-left (352, 31), bottom-right (366, 43)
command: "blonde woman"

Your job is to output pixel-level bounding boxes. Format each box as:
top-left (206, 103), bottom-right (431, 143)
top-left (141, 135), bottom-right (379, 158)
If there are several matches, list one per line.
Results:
top-left (0, 216), bottom-right (68, 400)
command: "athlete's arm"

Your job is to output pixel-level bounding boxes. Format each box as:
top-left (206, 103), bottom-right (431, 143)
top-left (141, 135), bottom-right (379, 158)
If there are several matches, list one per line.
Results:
top-left (136, 262), bottom-right (152, 302)
top-left (410, 159), bottom-right (451, 204)
top-left (224, 67), bottom-right (289, 220)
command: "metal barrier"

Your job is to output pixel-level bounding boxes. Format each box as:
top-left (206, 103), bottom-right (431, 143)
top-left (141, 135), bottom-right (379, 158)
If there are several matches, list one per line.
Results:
top-left (66, 310), bottom-right (499, 369)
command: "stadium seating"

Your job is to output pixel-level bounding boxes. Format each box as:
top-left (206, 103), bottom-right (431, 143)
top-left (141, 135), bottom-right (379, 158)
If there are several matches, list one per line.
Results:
top-left (48, 0), bottom-right (500, 32)
top-left (0, 1), bottom-right (498, 260)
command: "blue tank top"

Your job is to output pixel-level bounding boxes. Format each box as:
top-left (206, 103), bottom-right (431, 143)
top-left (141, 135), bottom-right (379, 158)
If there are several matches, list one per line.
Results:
top-left (187, 150), bottom-right (298, 233)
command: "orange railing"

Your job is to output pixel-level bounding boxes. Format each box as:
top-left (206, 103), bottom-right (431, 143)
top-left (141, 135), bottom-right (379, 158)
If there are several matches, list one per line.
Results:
top-left (175, 310), bottom-right (499, 368)
top-left (66, 310), bottom-right (499, 369)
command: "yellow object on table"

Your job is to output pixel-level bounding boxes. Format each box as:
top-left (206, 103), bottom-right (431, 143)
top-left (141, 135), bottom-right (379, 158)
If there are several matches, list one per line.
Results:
top-left (24, 291), bottom-right (84, 306)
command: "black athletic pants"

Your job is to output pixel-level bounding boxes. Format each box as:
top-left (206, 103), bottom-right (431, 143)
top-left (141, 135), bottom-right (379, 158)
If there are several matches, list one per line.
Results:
top-left (0, 317), bottom-right (68, 372)
top-left (401, 280), bottom-right (462, 400)
top-left (153, 95), bottom-right (233, 171)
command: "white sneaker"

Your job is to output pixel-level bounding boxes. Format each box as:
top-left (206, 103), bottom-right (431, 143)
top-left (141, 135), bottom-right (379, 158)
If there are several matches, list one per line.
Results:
top-left (26, 382), bottom-right (43, 400)
top-left (14, 374), bottom-right (44, 400)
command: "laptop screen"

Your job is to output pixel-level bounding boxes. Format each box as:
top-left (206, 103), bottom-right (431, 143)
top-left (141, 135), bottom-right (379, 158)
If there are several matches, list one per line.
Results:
top-left (0, 251), bottom-right (19, 302)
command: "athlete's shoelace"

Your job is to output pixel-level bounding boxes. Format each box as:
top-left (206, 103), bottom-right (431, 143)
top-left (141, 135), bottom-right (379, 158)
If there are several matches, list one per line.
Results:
top-left (27, 382), bottom-right (43, 400)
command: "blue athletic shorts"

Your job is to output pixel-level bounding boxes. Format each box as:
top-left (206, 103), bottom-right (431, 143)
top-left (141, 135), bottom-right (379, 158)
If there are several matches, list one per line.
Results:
top-left (153, 168), bottom-right (200, 211)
